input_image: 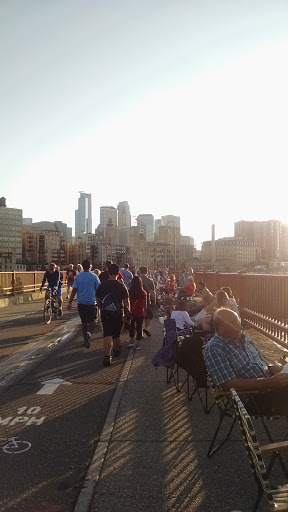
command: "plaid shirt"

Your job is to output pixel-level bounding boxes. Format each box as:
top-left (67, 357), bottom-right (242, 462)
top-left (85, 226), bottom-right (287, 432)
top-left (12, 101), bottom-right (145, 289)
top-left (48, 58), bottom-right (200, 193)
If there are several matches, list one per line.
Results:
top-left (203, 332), bottom-right (270, 387)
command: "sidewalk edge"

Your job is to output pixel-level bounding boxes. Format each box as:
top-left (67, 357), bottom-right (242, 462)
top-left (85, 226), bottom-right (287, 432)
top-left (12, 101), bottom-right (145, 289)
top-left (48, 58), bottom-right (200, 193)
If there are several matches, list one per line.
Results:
top-left (73, 348), bottom-right (135, 512)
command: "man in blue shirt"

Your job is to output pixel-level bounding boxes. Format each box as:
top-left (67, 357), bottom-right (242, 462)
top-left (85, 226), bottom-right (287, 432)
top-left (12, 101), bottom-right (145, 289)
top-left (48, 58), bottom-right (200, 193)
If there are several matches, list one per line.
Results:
top-left (120, 263), bottom-right (133, 289)
top-left (40, 262), bottom-right (63, 315)
top-left (204, 308), bottom-right (288, 417)
top-left (67, 259), bottom-right (100, 349)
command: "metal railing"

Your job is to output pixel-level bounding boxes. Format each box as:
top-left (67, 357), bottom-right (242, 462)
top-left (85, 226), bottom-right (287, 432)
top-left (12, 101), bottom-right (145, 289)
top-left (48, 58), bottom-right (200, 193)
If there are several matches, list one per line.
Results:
top-left (194, 271), bottom-right (288, 350)
top-left (0, 271), bottom-right (67, 295)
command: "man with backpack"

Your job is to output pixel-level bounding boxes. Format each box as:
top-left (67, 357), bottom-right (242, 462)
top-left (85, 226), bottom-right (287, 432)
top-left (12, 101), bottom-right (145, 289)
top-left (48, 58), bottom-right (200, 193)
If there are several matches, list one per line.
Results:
top-left (96, 263), bottom-right (131, 366)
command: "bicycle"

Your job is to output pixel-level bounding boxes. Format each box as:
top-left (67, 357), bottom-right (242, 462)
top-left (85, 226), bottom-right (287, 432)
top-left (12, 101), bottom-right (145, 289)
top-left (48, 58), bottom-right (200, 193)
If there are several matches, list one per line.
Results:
top-left (0, 437), bottom-right (31, 454)
top-left (43, 288), bottom-right (60, 324)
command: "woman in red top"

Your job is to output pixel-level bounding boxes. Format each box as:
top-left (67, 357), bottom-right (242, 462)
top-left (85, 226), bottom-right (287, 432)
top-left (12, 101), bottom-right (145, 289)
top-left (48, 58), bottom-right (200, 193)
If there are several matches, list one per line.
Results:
top-left (128, 276), bottom-right (147, 349)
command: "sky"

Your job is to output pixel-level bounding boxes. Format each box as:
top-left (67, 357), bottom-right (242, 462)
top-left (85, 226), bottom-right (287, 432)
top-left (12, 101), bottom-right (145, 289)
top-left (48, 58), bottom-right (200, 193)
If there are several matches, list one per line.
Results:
top-left (1, 0), bottom-right (288, 248)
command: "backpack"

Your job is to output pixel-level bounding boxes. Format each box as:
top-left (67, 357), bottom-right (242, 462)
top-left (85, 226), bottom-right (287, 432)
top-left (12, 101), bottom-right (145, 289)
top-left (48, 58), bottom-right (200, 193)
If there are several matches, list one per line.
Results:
top-left (101, 291), bottom-right (121, 316)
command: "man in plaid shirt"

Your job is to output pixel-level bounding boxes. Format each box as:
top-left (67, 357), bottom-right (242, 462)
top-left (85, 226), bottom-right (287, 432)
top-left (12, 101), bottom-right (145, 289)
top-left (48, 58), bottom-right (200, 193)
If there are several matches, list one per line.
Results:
top-left (203, 309), bottom-right (288, 416)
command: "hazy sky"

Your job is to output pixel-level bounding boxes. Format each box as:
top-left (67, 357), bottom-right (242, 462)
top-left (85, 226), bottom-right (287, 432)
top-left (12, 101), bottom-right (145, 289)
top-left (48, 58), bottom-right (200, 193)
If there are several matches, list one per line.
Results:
top-left (1, 0), bottom-right (288, 247)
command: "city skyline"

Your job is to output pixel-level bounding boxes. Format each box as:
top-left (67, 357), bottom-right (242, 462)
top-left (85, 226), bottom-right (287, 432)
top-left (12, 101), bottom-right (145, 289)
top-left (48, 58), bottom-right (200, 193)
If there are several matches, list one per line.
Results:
top-left (2, 2), bottom-right (288, 248)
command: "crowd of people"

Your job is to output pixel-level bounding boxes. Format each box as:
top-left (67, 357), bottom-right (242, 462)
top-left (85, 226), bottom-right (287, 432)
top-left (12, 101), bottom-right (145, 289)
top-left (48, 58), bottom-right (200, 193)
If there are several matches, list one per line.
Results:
top-left (41, 261), bottom-right (288, 412)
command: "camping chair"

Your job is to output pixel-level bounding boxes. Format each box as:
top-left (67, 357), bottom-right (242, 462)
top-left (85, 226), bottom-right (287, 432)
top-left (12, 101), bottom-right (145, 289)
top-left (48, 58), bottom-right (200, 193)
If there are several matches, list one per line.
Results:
top-left (152, 318), bottom-right (180, 391)
top-left (175, 332), bottom-right (214, 413)
top-left (207, 382), bottom-right (288, 462)
top-left (231, 388), bottom-right (288, 512)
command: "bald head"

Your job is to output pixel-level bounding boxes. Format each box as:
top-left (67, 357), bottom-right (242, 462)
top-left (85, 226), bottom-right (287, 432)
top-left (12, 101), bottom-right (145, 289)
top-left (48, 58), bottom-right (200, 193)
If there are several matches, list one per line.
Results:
top-left (213, 308), bottom-right (243, 341)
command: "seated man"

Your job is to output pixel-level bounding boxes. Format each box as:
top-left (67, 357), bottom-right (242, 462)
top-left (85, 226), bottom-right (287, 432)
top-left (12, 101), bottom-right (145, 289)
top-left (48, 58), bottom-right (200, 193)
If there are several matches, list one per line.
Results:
top-left (203, 308), bottom-right (288, 417)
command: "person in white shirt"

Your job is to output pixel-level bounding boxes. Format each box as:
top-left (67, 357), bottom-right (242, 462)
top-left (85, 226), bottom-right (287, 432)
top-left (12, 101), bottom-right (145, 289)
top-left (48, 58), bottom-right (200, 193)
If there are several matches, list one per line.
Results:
top-left (171, 301), bottom-right (196, 331)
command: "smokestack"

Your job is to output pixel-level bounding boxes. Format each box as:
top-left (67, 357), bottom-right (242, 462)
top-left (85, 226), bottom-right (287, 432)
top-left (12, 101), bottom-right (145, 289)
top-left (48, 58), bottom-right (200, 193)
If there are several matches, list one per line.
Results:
top-left (211, 224), bottom-right (216, 267)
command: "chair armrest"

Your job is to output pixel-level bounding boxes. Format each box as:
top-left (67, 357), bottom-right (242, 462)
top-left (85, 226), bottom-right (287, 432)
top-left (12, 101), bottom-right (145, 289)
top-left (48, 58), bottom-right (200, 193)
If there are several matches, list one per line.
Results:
top-left (261, 441), bottom-right (288, 454)
top-left (214, 390), bottom-right (261, 397)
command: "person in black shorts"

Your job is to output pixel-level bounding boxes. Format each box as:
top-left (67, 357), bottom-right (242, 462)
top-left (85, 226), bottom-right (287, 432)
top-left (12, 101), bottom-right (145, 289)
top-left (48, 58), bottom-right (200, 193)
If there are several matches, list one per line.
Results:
top-left (96, 263), bottom-right (131, 366)
top-left (67, 259), bottom-right (100, 348)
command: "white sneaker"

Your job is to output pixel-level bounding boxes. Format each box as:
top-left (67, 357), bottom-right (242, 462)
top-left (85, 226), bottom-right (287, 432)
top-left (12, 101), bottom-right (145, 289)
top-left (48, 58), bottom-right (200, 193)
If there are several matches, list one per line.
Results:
top-left (129, 343), bottom-right (135, 348)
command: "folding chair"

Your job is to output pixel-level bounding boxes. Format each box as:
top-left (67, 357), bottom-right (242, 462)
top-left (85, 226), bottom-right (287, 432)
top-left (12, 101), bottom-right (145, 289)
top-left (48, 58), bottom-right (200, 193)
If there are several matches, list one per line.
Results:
top-left (231, 388), bottom-right (288, 512)
top-left (175, 333), bottom-right (214, 413)
top-left (152, 318), bottom-right (180, 390)
top-left (207, 383), bottom-right (288, 466)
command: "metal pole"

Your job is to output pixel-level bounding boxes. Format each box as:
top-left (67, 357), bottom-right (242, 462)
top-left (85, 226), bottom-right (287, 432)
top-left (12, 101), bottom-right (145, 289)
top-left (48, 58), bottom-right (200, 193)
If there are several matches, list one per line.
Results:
top-left (167, 221), bottom-right (177, 272)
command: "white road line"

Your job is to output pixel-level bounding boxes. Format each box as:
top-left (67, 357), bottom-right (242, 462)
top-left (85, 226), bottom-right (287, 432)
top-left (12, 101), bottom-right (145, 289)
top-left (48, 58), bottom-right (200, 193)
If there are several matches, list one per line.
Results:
top-left (73, 348), bottom-right (135, 512)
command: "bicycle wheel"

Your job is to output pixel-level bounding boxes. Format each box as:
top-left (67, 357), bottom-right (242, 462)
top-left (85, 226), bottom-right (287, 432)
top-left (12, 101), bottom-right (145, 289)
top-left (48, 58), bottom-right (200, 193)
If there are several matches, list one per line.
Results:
top-left (44, 300), bottom-right (52, 324)
top-left (3, 439), bottom-right (31, 454)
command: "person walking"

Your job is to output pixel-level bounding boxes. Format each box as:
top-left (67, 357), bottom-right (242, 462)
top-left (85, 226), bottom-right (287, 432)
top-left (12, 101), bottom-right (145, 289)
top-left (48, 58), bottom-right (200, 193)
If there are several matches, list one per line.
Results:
top-left (138, 266), bottom-right (156, 337)
top-left (128, 276), bottom-right (147, 350)
top-left (96, 263), bottom-right (131, 366)
top-left (66, 263), bottom-right (76, 299)
top-left (120, 263), bottom-right (133, 289)
top-left (67, 259), bottom-right (100, 348)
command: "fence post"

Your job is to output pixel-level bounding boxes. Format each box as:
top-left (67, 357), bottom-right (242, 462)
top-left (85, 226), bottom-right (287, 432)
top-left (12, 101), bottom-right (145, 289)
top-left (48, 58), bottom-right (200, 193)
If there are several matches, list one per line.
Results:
top-left (34, 271), bottom-right (37, 292)
top-left (12, 271), bottom-right (16, 295)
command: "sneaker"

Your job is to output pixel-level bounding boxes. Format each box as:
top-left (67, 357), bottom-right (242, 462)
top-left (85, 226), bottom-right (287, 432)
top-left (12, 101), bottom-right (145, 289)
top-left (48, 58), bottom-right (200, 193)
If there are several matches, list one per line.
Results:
top-left (128, 343), bottom-right (135, 348)
top-left (103, 355), bottom-right (112, 366)
top-left (83, 333), bottom-right (90, 349)
top-left (143, 329), bottom-right (151, 337)
top-left (135, 345), bottom-right (141, 350)
top-left (113, 346), bottom-right (122, 357)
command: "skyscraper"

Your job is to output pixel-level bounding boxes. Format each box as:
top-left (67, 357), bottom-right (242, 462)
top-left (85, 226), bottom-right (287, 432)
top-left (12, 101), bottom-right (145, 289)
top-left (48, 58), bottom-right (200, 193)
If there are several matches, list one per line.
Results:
top-left (117, 201), bottom-right (131, 228)
top-left (137, 214), bottom-right (154, 242)
top-left (75, 192), bottom-right (92, 238)
top-left (161, 215), bottom-right (181, 230)
top-left (100, 206), bottom-right (118, 230)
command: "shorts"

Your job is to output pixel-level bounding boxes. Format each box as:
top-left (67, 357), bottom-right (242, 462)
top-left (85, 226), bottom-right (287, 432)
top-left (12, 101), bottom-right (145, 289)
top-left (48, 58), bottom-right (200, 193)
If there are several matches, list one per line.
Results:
top-left (77, 304), bottom-right (97, 324)
top-left (101, 313), bottom-right (124, 339)
top-left (46, 286), bottom-right (62, 297)
top-left (67, 281), bottom-right (74, 288)
top-left (145, 305), bottom-right (154, 320)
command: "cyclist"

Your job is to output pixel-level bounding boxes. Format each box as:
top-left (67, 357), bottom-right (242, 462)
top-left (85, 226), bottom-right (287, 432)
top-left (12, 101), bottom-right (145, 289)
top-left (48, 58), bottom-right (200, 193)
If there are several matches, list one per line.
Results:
top-left (40, 262), bottom-right (63, 316)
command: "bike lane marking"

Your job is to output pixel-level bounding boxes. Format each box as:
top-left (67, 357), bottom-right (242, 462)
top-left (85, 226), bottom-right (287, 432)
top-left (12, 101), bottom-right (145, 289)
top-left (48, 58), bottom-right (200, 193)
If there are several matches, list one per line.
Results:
top-left (0, 328), bottom-right (129, 511)
top-left (37, 378), bottom-right (72, 395)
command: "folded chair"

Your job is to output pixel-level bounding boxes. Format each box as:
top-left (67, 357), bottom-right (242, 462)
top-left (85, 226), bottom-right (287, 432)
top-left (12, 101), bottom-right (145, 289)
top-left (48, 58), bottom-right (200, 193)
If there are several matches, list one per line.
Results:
top-left (175, 333), bottom-right (214, 413)
top-left (207, 382), bottom-right (288, 462)
top-left (152, 318), bottom-right (180, 390)
top-left (231, 388), bottom-right (288, 512)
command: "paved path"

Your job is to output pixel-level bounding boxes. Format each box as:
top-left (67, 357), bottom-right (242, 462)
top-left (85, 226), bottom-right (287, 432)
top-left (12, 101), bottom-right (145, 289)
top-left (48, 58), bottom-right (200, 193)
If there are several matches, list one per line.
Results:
top-left (87, 319), bottom-right (288, 512)
top-left (1, 300), bottom-right (288, 512)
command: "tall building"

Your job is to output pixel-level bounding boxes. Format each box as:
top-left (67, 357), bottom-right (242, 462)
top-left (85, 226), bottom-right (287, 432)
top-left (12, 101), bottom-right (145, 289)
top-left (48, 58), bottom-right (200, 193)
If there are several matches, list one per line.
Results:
top-left (154, 219), bottom-right (162, 239)
top-left (234, 220), bottom-right (288, 262)
top-left (75, 192), bottom-right (92, 238)
top-left (0, 198), bottom-right (23, 270)
top-left (161, 215), bottom-right (181, 230)
top-left (137, 214), bottom-right (154, 242)
top-left (117, 201), bottom-right (131, 228)
top-left (54, 221), bottom-right (73, 244)
top-left (201, 237), bottom-right (256, 271)
top-left (100, 206), bottom-right (118, 230)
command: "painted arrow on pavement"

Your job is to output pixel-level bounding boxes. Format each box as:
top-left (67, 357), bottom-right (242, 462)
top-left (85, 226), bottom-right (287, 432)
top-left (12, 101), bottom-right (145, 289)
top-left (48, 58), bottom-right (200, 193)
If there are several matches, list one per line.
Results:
top-left (37, 378), bottom-right (72, 395)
